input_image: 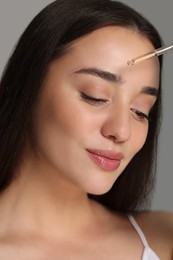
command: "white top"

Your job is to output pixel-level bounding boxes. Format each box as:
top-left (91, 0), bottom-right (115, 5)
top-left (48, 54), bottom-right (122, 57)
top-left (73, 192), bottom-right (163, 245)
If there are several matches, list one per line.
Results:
top-left (128, 214), bottom-right (160, 260)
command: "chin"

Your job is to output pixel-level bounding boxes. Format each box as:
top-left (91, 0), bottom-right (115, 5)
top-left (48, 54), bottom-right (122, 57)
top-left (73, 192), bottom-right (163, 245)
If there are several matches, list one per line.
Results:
top-left (80, 168), bottom-right (122, 195)
top-left (85, 180), bottom-right (115, 196)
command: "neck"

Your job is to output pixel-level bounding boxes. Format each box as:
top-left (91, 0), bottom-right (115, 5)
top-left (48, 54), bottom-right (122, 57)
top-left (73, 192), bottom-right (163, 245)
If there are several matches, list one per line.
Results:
top-left (0, 150), bottom-right (101, 240)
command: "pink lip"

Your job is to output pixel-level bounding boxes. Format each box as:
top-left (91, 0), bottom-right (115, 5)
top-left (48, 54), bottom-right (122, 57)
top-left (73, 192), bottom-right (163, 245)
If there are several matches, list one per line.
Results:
top-left (86, 149), bottom-right (123, 171)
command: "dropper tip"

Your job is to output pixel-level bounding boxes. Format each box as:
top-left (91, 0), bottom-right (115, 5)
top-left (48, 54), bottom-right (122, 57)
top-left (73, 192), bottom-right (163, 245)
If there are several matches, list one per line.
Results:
top-left (127, 59), bottom-right (135, 66)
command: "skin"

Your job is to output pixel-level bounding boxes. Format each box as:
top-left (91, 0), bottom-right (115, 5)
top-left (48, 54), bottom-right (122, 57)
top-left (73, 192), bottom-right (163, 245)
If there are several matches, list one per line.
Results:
top-left (0, 26), bottom-right (172, 259)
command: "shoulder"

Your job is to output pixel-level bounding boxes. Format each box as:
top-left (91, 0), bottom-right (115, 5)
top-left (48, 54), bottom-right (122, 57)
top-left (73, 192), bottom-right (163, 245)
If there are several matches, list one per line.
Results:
top-left (136, 210), bottom-right (173, 239)
top-left (135, 210), bottom-right (173, 259)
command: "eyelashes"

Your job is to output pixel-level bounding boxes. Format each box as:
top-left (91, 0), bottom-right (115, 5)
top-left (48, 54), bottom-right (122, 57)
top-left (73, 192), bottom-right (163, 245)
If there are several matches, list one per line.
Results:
top-left (130, 108), bottom-right (151, 121)
top-left (80, 92), bottom-right (151, 122)
top-left (80, 92), bottom-right (109, 105)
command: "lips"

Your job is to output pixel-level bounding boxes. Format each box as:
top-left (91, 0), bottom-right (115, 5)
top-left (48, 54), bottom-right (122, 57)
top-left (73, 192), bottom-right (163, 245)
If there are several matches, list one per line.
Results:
top-left (86, 149), bottom-right (123, 171)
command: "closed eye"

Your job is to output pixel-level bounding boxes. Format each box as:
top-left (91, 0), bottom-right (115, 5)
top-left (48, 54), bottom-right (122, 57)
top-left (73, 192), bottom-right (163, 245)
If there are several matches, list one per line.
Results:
top-left (80, 92), bottom-right (151, 121)
top-left (80, 92), bottom-right (108, 105)
top-left (130, 108), bottom-right (151, 122)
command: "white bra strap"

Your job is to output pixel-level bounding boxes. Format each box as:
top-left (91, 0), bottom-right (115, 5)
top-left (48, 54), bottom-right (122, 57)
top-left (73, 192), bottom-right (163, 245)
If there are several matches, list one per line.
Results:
top-left (128, 214), bottom-right (149, 248)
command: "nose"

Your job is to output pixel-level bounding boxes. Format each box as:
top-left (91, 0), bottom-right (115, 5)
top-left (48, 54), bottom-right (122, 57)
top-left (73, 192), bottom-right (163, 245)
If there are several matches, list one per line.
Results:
top-left (101, 104), bottom-right (131, 143)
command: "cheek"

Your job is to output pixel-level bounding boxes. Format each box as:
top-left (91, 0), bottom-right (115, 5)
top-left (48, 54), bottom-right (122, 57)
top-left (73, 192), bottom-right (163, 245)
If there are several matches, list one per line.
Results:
top-left (130, 123), bottom-right (149, 157)
top-left (33, 91), bottom-right (92, 149)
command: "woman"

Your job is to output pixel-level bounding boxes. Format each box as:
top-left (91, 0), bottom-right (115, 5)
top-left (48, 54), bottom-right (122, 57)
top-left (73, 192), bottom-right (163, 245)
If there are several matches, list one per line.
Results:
top-left (0, 0), bottom-right (172, 259)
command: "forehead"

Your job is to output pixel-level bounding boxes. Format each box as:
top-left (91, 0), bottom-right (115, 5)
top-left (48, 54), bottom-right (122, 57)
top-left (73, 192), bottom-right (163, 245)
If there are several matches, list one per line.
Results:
top-left (71, 26), bottom-right (156, 59)
top-left (51, 26), bottom-right (160, 87)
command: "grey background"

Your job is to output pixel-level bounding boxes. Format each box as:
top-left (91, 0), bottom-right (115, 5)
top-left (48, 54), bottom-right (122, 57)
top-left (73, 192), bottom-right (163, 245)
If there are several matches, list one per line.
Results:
top-left (0, 1), bottom-right (172, 211)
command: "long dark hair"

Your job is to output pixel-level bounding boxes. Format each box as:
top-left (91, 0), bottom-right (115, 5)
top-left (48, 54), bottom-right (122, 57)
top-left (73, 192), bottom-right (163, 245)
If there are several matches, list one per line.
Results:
top-left (0, 0), bottom-right (162, 211)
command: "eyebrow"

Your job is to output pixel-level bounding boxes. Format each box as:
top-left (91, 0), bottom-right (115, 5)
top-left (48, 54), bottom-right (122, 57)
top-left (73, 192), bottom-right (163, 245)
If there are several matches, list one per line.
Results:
top-left (74, 67), bottom-right (123, 84)
top-left (140, 86), bottom-right (158, 97)
top-left (74, 67), bottom-right (158, 97)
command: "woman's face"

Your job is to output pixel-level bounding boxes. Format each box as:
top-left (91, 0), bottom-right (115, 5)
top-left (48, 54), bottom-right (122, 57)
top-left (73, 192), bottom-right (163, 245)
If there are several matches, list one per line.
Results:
top-left (31, 26), bottom-right (160, 195)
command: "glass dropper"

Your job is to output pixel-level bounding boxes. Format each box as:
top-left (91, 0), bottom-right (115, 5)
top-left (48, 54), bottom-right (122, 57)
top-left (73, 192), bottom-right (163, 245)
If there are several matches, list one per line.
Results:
top-left (127, 43), bottom-right (173, 66)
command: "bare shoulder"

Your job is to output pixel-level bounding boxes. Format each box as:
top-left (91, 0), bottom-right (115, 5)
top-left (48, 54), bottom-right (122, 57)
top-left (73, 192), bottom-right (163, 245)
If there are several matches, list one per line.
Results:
top-left (134, 211), bottom-right (173, 259)
top-left (135, 210), bottom-right (173, 238)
